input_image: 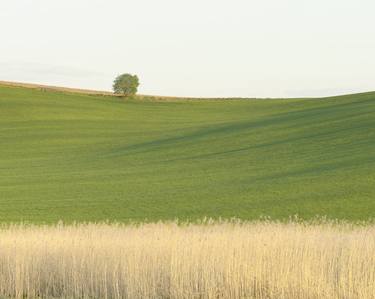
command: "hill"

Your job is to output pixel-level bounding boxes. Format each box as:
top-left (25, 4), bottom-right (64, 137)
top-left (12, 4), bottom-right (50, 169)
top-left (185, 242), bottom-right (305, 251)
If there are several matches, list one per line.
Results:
top-left (0, 83), bottom-right (374, 223)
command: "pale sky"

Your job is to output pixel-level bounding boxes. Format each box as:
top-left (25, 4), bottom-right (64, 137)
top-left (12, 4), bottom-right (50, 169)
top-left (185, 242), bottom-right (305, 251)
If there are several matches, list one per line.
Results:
top-left (1, 0), bottom-right (375, 98)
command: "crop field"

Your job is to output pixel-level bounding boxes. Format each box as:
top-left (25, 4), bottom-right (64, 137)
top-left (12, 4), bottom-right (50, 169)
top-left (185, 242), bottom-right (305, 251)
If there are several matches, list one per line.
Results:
top-left (1, 84), bottom-right (375, 298)
top-left (0, 221), bottom-right (374, 299)
top-left (1, 84), bottom-right (375, 222)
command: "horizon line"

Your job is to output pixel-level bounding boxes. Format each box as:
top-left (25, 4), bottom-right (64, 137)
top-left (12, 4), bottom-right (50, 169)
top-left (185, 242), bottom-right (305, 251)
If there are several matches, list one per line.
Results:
top-left (1, 80), bottom-right (374, 100)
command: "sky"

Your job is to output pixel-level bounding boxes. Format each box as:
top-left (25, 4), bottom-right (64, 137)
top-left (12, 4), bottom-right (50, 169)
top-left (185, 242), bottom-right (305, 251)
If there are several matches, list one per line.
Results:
top-left (1, 0), bottom-right (375, 98)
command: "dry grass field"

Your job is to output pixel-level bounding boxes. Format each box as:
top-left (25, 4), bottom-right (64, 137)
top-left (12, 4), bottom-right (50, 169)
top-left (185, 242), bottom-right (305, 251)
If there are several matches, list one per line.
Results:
top-left (0, 80), bottom-right (208, 100)
top-left (0, 80), bottom-right (116, 96)
top-left (0, 220), bottom-right (374, 299)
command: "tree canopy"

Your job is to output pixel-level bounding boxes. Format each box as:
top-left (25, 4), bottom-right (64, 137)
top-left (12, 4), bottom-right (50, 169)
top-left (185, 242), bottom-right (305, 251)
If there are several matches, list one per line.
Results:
top-left (113, 74), bottom-right (139, 96)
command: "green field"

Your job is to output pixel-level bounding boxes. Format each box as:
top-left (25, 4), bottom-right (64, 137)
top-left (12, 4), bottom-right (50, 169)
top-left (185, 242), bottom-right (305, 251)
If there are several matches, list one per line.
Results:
top-left (1, 84), bottom-right (374, 223)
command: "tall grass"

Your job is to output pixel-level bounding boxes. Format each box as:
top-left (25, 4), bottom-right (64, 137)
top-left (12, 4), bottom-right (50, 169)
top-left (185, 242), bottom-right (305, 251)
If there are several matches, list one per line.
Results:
top-left (0, 220), bottom-right (374, 298)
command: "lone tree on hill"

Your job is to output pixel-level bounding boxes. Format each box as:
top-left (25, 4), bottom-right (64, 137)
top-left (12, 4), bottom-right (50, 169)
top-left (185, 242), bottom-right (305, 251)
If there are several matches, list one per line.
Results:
top-left (113, 73), bottom-right (139, 96)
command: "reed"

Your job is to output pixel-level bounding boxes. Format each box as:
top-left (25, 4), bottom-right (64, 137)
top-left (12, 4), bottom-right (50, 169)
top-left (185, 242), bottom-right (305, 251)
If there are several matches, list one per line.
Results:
top-left (0, 220), bottom-right (374, 298)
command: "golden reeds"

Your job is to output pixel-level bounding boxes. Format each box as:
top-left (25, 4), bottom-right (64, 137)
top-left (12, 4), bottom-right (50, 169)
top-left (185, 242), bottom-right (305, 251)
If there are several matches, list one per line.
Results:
top-left (0, 220), bottom-right (374, 298)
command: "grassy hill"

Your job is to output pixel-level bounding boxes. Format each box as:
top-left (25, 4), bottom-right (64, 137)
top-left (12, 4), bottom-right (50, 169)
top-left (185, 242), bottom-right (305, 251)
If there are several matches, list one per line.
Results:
top-left (1, 84), bottom-right (374, 223)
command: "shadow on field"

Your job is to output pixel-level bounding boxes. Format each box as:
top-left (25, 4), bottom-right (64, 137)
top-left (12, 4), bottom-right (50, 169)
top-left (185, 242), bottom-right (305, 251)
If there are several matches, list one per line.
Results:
top-left (106, 94), bottom-right (375, 159)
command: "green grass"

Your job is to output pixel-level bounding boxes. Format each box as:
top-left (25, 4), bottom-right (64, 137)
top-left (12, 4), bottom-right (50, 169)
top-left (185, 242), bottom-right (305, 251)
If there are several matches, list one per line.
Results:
top-left (1, 85), bottom-right (375, 223)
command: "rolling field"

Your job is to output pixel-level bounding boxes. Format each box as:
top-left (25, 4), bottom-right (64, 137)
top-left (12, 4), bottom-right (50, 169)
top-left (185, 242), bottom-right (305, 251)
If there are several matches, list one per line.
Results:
top-left (0, 84), bottom-right (375, 222)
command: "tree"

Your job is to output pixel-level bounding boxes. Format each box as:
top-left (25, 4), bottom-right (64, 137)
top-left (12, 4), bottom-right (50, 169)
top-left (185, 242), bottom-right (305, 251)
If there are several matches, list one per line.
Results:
top-left (113, 73), bottom-right (139, 96)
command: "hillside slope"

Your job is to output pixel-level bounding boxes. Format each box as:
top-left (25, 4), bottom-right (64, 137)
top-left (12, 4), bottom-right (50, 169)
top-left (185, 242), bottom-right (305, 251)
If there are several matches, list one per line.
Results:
top-left (0, 84), bottom-right (374, 222)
